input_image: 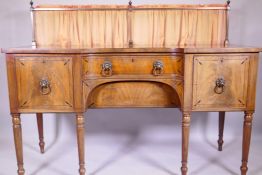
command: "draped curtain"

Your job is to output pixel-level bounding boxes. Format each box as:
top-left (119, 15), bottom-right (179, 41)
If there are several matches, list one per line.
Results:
top-left (34, 5), bottom-right (227, 47)
top-left (35, 10), bottom-right (128, 47)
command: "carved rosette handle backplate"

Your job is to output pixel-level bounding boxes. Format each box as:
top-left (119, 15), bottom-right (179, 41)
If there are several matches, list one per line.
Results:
top-left (153, 60), bottom-right (164, 76)
top-left (39, 79), bottom-right (51, 95)
top-left (101, 61), bottom-right (113, 77)
top-left (214, 77), bottom-right (225, 94)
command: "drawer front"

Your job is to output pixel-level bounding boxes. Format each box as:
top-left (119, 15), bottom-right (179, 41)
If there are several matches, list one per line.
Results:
top-left (15, 56), bottom-right (73, 110)
top-left (192, 54), bottom-right (250, 110)
top-left (83, 55), bottom-right (183, 78)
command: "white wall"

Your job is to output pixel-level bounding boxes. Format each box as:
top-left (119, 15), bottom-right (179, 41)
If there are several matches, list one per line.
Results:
top-left (0, 0), bottom-right (262, 144)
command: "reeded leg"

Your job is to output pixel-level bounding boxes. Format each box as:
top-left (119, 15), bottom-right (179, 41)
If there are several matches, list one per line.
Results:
top-left (76, 113), bottom-right (86, 175)
top-left (181, 112), bottom-right (191, 175)
top-left (218, 111), bottom-right (225, 151)
top-left (240, 111), bottom-right (253, 175)
top-left (36, 113), bottom-right (45, 154)
top-left (12, 114), bottom-right (25, 175)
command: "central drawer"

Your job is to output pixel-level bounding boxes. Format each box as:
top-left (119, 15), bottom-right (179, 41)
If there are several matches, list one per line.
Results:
top-left (83, 55), bottom-right (183, 78)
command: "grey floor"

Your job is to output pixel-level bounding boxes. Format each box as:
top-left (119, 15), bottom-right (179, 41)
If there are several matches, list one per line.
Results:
top-left (1, 132), bottom-right (262, 175)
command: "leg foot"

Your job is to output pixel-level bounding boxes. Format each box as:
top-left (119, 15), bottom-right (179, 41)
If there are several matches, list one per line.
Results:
top-left (76, 113), bottom-right (86, 175)
top-left (79, 164), bottom-right (86, 175)
top-left (12, 114), bottom-right (25, 175)
top-left (240, 111), bottom-right (253, 175)
top-left (218, 111), bottom-right (225, 151)
top-left (181, 112), bottom-right (191, 175)
top-left (181, 165), bottom-right (188, 175)
top-left (36, 113), bottom-right (45, 154)
top-left (17, 168), bottom-right (25, 175)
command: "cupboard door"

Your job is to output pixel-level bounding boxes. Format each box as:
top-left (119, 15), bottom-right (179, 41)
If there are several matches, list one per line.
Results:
top-left (192, 54), bottom-right (250, 110)
top-left (15, 56), bottom-right (73, 111)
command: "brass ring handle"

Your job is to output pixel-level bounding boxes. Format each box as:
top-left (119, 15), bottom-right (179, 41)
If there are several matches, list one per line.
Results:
top-left (101, 61), bottom-right (113, 77)
top-left (214, 77), bottom-right (225, 94)
top-left (153, 60), bottom-right (164, 76)
top-left (39, 79), bottom-right (51, 95)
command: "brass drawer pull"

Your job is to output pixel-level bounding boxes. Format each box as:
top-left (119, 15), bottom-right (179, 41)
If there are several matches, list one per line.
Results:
top-left (214, 77), bottom-right (225, 94)
top-left (39, 79), bottom-right (51, 95)
top-left (153, 60), bottom-right (164, 76)
top-left (101, 61), bottom-right (113, 77)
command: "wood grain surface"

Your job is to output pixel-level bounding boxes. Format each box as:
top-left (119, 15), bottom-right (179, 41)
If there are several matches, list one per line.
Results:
top-left (83, 55), bottom-right (183, 78)
top-left (14, 56), bottom-right (74, 111)
top-left (192, 54), bottom-right (250, 110)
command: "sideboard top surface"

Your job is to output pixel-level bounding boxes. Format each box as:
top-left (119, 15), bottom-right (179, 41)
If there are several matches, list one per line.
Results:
top-left (2, 45), bottom-right (262, 54)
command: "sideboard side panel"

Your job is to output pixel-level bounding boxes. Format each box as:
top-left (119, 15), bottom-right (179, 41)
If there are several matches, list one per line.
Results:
top-left (73, 55), bottom-right (85, 112)
top-left (246, 53), bottom-right (259, 111)
top-left (6, 54), bottom-right (19, 113)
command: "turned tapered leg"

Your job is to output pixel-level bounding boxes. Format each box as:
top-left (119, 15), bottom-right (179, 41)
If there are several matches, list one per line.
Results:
top-left (76, 113), bottom-right (86, 175)
top-left (218, 111), bottom-right (225, 151)
top-left (36, 113), bottom-right (45, 153)
top-left (181, 112), bottom-right (191, 175)
top-left (240, 112), bottom-right (254, 175)
top-left (12, 114), bottom-right (25, 175)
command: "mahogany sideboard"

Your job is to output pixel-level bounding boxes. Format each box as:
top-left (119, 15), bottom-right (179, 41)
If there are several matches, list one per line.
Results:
top-left (2, 45), bottom-right (261, 175)
top-left (1, 1), bottom-right (262, 175)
